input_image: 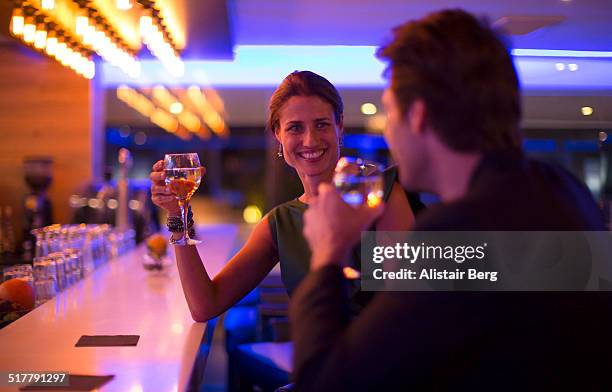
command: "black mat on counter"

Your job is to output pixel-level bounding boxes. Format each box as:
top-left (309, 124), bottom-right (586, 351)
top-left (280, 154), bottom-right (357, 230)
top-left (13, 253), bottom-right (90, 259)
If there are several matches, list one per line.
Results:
top-left (20, 375), bottom-right (114, 391)
top-left (75, 335), bottom-right (139, 347)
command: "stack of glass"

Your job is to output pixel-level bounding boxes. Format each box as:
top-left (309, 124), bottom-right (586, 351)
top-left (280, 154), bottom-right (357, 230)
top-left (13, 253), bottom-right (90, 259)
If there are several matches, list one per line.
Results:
top-left (25, 224), bottom-right (136, 306)
top-left (2, 264), bottom-right (33, 284)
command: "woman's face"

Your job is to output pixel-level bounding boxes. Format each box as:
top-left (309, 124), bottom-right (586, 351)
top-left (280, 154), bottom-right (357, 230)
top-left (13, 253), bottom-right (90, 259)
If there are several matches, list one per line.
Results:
top-left (275, 95), bottom-right (343, 179)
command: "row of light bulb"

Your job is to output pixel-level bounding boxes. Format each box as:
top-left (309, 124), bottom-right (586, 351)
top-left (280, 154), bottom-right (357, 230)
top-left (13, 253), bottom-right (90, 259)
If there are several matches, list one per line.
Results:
top-left (75, 15), bottom-right (140, 78)
top-left (11, 11), bottom-right (94, 79)
top-left (186, 86), bottom-right (227, 136)
top-left (140, 15), bottom-right (184, 78)
top-left (36, 0), bottom-right (133, 13)
top-left (117, 85), bottom-right (180, 135)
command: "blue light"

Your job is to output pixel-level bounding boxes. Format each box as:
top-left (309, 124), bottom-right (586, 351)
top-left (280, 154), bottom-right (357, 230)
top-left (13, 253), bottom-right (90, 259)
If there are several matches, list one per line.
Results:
top-left (512, 49), bottom-right (612, 58)
top-left (103, 46), bottom-right (386, 87)
top-left (101, 46), bottom-right (612, 90)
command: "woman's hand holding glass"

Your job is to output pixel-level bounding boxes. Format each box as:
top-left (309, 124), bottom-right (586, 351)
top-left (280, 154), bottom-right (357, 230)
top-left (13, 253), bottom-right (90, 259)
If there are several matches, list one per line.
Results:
top-left (150, 160), bottom-right (181, 216)
top-left (150, 155), bottom-right (206, 245)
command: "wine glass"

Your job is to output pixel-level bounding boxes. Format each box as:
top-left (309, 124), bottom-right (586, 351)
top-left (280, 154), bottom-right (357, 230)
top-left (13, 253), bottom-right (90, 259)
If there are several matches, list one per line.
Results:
top-left (332, 157), bottom-right (385, 280)
top-left (164, 153), bottom-right (202, 245)
top-left (333, 156), bottom-right (384, 208)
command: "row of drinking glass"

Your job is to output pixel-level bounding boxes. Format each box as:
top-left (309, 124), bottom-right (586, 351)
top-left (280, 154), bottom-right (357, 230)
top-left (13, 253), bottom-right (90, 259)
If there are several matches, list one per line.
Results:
top-left (32, 224), bottom-right (134, 267)
top-left (2, 224), bottom-right (136, 307)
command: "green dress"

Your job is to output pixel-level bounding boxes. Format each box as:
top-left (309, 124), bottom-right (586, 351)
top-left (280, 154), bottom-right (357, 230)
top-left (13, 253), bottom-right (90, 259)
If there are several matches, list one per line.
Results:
top-left (267, 166), bottom-right (399, 314)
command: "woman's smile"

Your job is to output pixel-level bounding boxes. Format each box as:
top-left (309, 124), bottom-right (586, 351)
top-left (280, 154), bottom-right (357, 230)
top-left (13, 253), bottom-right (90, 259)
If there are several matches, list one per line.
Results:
top-left (297, 148), bottom-right (327, 162)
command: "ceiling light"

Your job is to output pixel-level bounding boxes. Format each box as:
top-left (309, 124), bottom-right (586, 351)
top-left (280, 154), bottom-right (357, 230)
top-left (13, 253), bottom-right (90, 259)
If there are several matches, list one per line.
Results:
top-left (83, 25), bottom-right (96, 46)
top-left (361, 103), bottom-right (377, 115)
top-left (75, 15), bottom-right (88, 36)
top-left (134, 131), bottom-right (147, 145)
top-left (41, 0), bottom-right (55, 10)
top-left (140, 15), bottom-right (153, 35)
top-left (116, 0), bottom-right (132, 10)
top-left (169, 102), bottom-right (183, 114)
top-left (23, 18), bottom-right (36, 43)
top-left (555, 63), bottom-right (565, 71)
top-left (581, 106), bottom-right (593, 116)
top-left (45, 36), bottom-right (58, 56)
top-left (34, 27), bottom-right (47, 49)
top-left (568, 63), bottom-right (579, 71)
top-left (10, 9), bottom-right (24, 36)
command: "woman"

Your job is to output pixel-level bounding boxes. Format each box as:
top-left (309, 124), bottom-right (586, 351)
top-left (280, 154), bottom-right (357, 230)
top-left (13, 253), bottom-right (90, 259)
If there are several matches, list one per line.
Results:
top-left (150, 71), bottom-right (415, 322)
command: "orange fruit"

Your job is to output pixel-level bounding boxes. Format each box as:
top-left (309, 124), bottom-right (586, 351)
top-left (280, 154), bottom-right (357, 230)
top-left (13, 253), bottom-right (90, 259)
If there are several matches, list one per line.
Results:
top-left (0, 278), bottom-right (35, 311)
top-left (147, 234), bottom-right (167, 256)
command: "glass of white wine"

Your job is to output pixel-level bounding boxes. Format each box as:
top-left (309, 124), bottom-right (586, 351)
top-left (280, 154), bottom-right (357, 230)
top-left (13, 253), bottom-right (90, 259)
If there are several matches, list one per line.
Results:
top-left (332, 156), bottom-right (384, 280)
top-left (333, 156), bottom-right (384, 208)
top-left (164, 153), bottom-right (202, 245)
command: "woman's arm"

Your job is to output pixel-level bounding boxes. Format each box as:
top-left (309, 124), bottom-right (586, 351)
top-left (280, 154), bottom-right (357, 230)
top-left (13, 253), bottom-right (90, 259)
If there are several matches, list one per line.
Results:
top-left (174, 215), bottom-right (278, 322)
top-left (375, 182), bottom-right (415, 231)
top-left (150, 159), bottom-right (278, 322)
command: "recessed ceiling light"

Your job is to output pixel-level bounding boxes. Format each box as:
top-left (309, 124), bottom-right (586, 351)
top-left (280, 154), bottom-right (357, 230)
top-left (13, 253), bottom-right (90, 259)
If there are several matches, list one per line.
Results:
top-left (568, 63), bottom-right (579, 71)
top-left (361, 103), bottom-right (377, 115)
top-left (581, 106), bottom-right (593, 116)
top-left (555, 63), bottom-right (565, 71)
top-left (169, 102), bottom-right (183, 114)
top-left (134, 131), bottom-right (147, 145)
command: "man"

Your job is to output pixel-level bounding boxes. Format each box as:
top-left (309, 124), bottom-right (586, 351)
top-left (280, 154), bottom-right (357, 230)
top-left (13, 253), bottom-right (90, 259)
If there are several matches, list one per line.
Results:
top-left (290, 9), bottom-right (611, 391)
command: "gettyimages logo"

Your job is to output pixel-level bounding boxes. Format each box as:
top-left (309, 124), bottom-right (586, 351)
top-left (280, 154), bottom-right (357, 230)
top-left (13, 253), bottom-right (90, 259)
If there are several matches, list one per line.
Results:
top-left (372, 242), bottom-right (488, 264)
top-left (361, 231), bottom-right (612, 291)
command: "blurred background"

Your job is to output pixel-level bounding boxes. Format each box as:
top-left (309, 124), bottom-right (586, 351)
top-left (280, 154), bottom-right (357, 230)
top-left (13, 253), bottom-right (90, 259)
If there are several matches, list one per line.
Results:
top-left (0, 1), bottom-right (611, 259)
top-left (1, 1), bottom-right (611, 246)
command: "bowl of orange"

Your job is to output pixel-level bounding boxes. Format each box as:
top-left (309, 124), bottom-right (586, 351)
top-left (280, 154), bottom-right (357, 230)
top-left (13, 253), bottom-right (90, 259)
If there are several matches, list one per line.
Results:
top-left (0, 278), bottom-right (35, 328)
top-left (144, 234), bottom-right (170, 273)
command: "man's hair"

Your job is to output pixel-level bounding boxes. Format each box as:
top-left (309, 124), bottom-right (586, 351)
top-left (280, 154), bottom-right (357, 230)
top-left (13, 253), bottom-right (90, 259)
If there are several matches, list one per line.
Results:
top-left (377, 9), bottom-right (522, 153)
top-left (267, 71), bottom-right (343, 133)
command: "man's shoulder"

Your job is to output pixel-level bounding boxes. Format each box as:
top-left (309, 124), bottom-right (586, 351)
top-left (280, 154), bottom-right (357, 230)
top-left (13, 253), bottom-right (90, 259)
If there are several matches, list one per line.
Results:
top-left (413, 199), bottom-right (485, 230)
top-left (413, 157), bottom-right (605, 231)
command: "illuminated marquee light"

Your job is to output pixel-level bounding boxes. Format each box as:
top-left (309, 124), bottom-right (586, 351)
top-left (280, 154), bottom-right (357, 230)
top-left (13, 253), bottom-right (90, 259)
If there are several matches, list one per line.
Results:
top-left (73, 1), bottom-right (140, 78)
top-left (10, 8), bottom-right (25, 35)
top-left (117, 85), bottom-right (194, 140)
top-left (8, 1), bottom-right (140, 79)
top-left (148, 85), bottom-right (204, 134)
top-left (186, 86), bottom-right (228, 137)
top-left (137, 0), bottom-right (183, 78)
top-left (9, 5), bottom-right (95, 80)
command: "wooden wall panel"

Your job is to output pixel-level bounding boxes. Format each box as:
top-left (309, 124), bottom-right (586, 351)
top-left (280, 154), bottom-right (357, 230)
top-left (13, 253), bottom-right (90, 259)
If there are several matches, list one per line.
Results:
top-left (0, 44), bottom-right (100, 247)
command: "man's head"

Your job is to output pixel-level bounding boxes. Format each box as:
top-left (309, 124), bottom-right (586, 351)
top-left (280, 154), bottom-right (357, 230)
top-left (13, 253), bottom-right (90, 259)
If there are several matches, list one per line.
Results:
top-left (378, 9), bottom-right (523, 191)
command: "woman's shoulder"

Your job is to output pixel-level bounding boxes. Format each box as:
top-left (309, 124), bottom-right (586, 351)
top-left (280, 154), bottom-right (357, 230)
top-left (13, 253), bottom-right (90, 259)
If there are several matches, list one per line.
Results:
top-left (266, 198), bottom-right (307, 247)
top-left (267, 198), bottom-right (306, 223)
top-left (383, 165), bottom-right (427, 216)
top-left (270, 198), bottom-right (305, 211)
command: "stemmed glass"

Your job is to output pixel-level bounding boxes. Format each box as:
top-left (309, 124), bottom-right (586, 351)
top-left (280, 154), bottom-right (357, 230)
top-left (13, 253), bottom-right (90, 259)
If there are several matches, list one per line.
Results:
top-left (332, 156), bottom-right (385, 280)
top-left (164, 153), bottom-right (202, 245)
top-left (333, 156), bottom-right (384, 208)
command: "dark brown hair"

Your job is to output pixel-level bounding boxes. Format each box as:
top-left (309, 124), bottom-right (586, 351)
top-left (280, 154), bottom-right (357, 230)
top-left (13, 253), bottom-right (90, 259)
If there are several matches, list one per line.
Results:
top-left (377, 9), bottom-right (522, 153)
top-left (267, 71), bottom-right (343, 133)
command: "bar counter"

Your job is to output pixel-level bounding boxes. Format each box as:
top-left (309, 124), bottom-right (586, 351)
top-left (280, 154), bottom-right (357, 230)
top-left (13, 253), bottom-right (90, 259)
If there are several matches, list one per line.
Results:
top-left (0, 224), bottom-right (239, 392)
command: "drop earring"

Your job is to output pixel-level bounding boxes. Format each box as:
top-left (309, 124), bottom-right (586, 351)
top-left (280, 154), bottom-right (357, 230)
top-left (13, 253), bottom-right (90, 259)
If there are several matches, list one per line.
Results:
top-left (277, 144), bottom-right (283, 158)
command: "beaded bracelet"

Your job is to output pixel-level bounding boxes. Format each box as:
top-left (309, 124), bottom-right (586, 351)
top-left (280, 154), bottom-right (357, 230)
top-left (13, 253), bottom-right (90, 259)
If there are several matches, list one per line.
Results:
top-left (166, 206), bottom-right (194, 233)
